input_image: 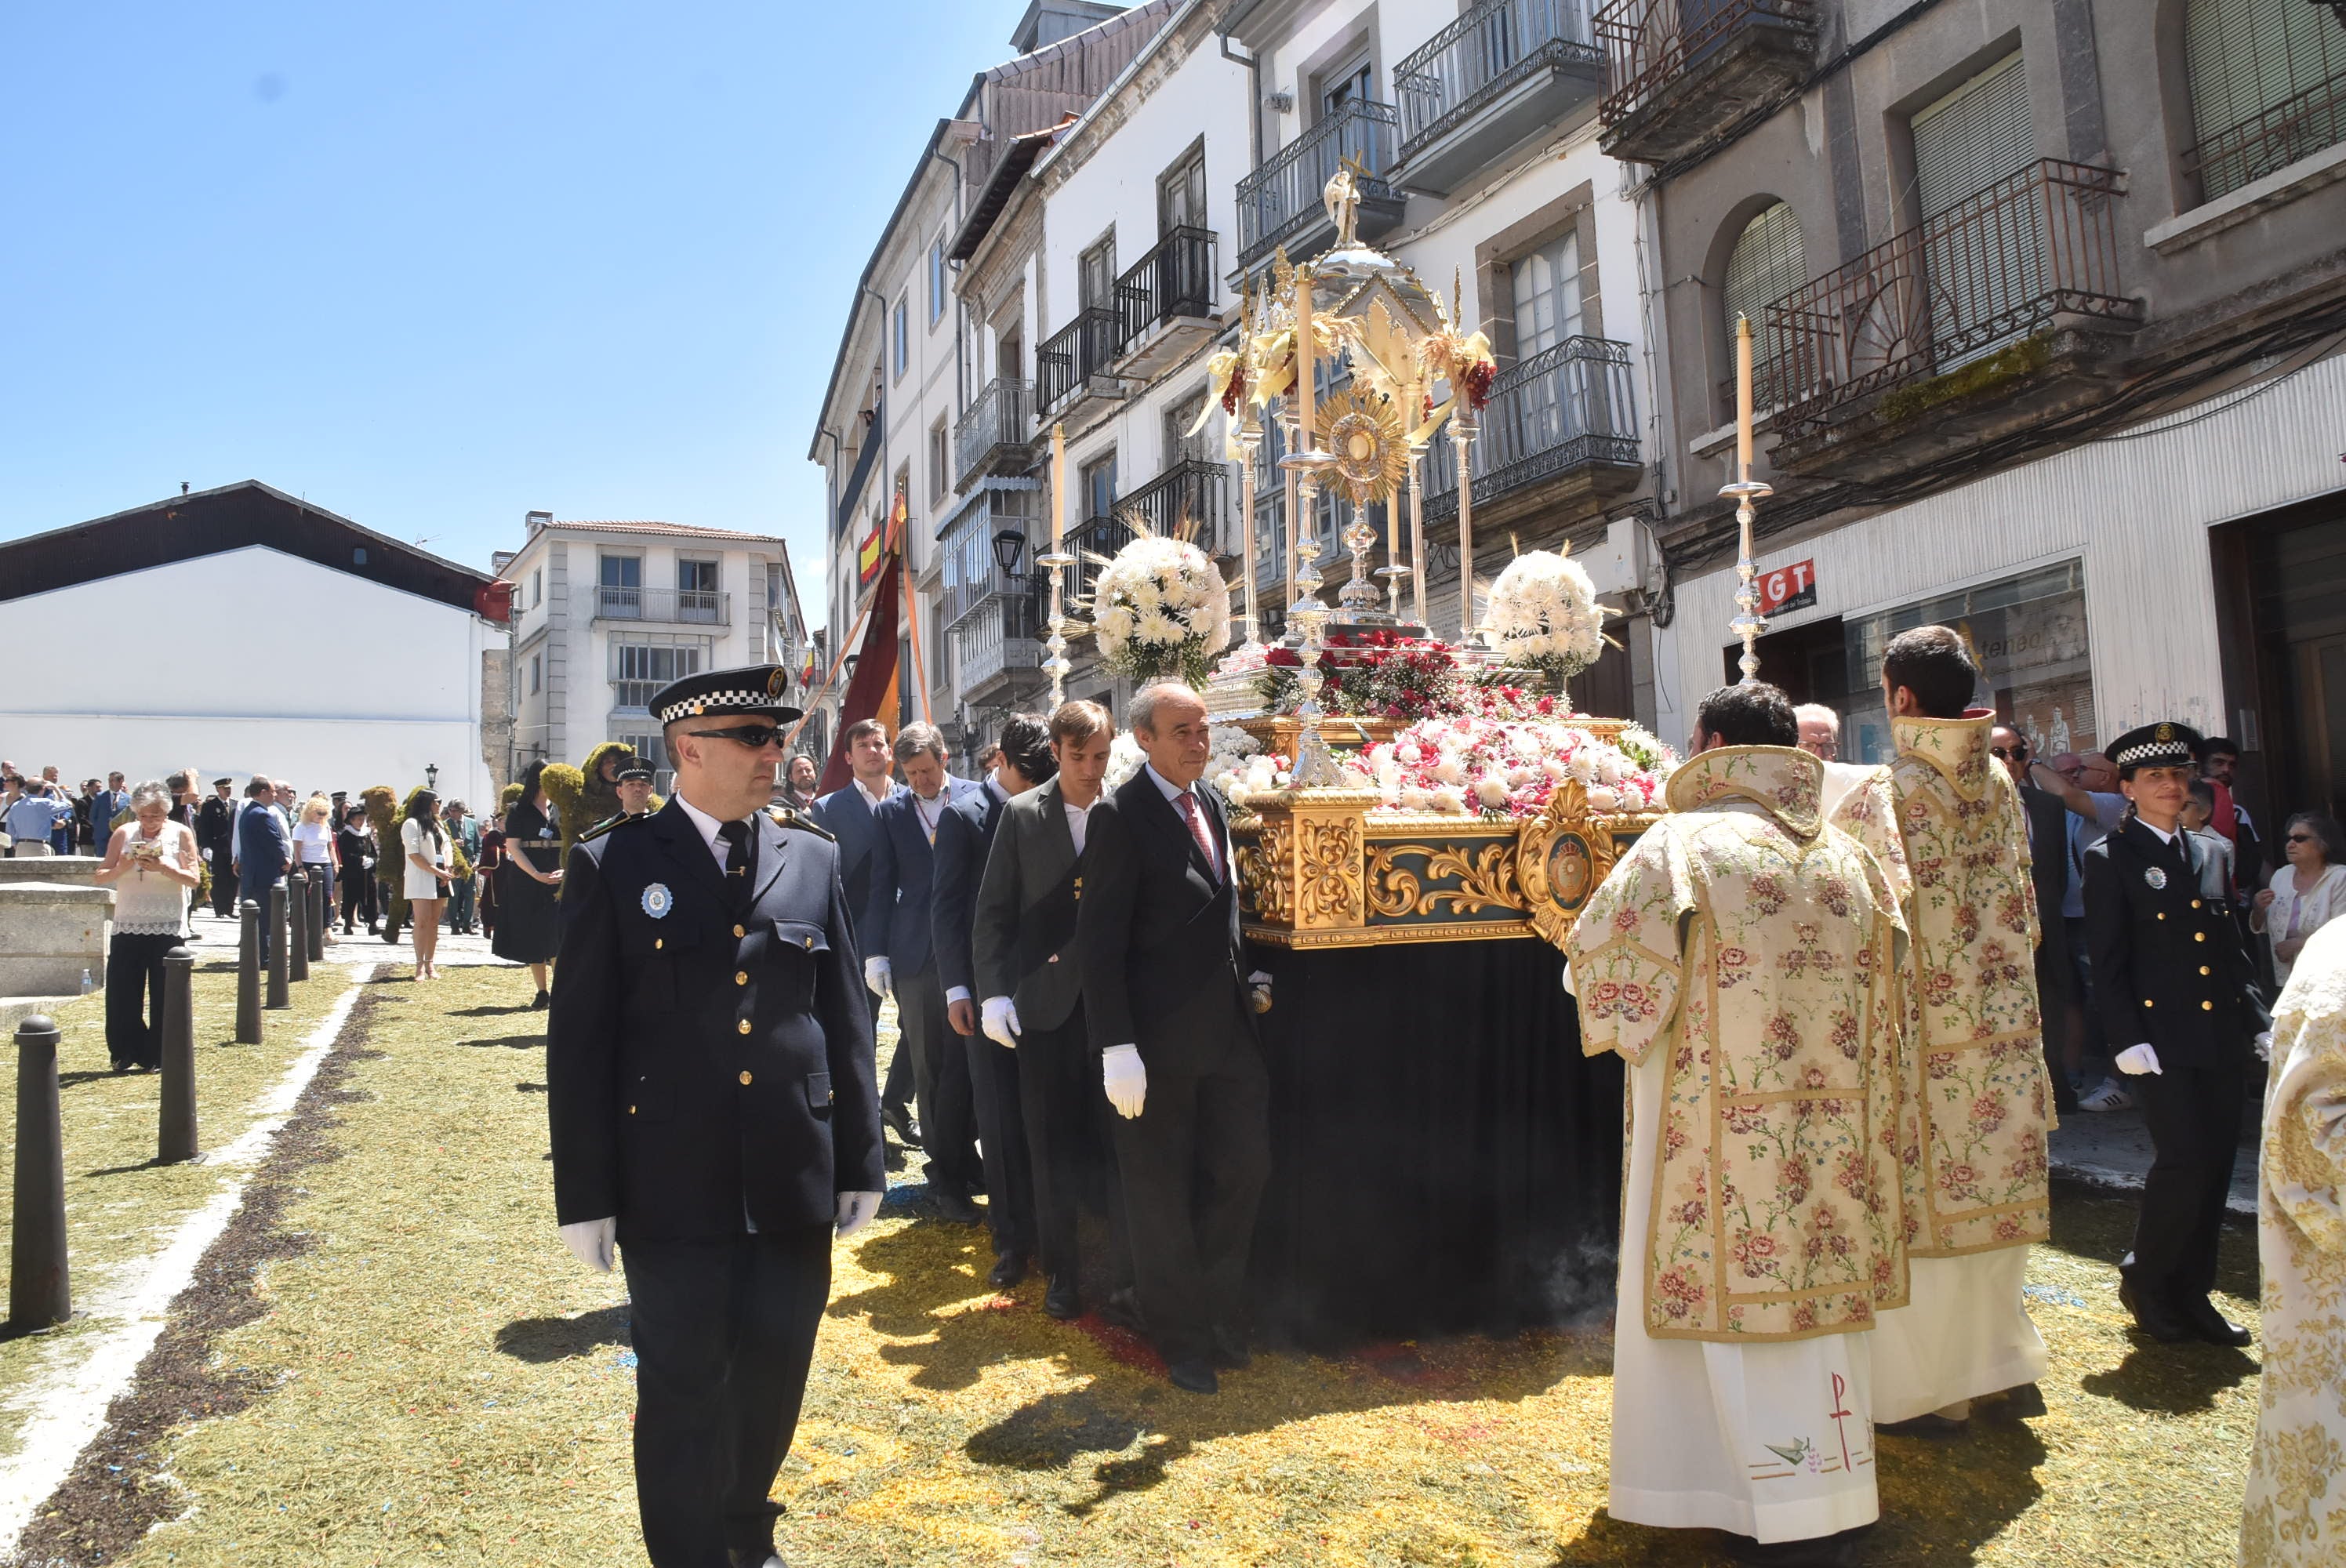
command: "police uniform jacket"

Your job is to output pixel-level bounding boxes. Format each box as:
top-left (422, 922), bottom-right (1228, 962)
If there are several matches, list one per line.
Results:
top-left (547, 795), bottom-right (884, 1242)
top-left (2082, 815), bottom-right (2263, 1068)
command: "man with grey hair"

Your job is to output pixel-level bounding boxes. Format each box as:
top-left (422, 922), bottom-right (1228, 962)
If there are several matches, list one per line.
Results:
top-left (1794, 702), bottom-right (1841, 761)
top-left (864, 720), bottom-right (987, 1222)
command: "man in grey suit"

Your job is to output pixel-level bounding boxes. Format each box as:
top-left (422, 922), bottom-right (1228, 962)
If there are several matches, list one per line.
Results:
top-left (974, 701), bottom-right (1132, 1323)
top-left (812, 718), bottom-right (915, 1145)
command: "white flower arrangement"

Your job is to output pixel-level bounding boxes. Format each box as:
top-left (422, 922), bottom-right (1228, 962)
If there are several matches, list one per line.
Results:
top-left (1481, 546), bottom-right (1610, 683)
top-left (1086, 530), bottom-right (1231, 686)
top-left (1102, 733), bottom-right (1147, 793)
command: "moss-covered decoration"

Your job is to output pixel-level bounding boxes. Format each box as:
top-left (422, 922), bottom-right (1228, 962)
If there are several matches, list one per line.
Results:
top-left (499, 781), bottom-right (525, 815)
top-left (1876, 333), bottom-right (2053, 426)
top-left (576, 742), bottom-right (635, 837)
top-left (538, 764), bottom-right (586, 895)
top-left (361, 785), bottom-right (405, 942)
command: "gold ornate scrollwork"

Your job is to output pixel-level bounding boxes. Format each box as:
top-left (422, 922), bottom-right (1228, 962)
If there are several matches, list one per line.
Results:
top-left (1240, 818), bottom-right (1294, 926)
top-left (1296, 817), bottom-right (1363, 928)
top-left (1365, 842), bottom-right (1527, 918)
top-left (1517, 779), bottom-right (1636, 950)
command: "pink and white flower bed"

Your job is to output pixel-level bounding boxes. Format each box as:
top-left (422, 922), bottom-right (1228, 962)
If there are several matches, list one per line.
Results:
top-left (1349, 714), bottom-right (1675, 818)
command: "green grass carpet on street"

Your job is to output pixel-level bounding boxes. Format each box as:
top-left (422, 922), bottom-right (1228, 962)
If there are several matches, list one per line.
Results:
top-left (0, 951), bottom-right (359, 1464)
top-left (96, 962), bottom-right (2258, 1566)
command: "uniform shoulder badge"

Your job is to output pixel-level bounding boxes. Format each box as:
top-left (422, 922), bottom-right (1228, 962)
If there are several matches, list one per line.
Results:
top-left (576, 811), bottom-right (641, 844)
top-left (768, 804), bottom-right (837, 842)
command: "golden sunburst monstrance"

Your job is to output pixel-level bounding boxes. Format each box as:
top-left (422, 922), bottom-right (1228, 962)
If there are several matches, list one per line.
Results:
top-left (1316, 387), bottom-right (1410, 508)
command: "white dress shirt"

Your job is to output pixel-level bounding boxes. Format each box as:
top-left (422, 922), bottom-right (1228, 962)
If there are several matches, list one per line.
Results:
top-left (854, 778), bottom-right (892, 811)
top-left (1062, 793), bottom-right (1097, 856)
top-left (1144, 762), bottom-right (1229, 874)
top-left (671, 789), bottom-right (747, 873)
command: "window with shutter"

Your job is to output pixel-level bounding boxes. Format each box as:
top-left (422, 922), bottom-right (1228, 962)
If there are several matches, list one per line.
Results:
top-left (1912, 53), bottom-right (2035, 222)
top-left (1720, 202), bottom-right (1805, 406)
top-left (2185, 0), bottom-right (2346, 199)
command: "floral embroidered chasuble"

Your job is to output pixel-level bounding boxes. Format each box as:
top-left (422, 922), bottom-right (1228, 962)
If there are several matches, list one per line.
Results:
top-left (2242, 920), bottom-right (2346, 1567)
top-left (1573, 746), bottom-right (1911, 1342)
top-left (1831, 713), bottom-right (2053, 1258)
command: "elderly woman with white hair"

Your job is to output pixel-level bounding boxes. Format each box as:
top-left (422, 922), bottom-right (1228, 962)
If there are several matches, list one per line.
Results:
top-left (92, 779), bottom-right (203, 1073)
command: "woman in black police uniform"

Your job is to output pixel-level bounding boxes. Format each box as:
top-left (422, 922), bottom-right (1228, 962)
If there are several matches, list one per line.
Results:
top-left (2083, 720), bottom-right (2266, 1347)
top-left (547, 665), bottom-right (884, 1568)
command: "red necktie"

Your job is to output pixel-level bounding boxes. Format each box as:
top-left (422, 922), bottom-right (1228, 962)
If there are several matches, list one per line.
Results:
top-left (1175, 789), bottom-right (1220, 882)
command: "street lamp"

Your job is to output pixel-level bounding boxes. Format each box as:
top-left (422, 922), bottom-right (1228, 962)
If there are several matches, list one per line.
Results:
top-left (991, 528), bottom-right (1027, 583)
top-left (425, 763), bottom-right (439, 793)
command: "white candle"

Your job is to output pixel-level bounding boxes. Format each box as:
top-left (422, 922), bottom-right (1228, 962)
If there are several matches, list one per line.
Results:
top-left (1051, 422), bottom-right (1066, 548)
top-left (1735, 314), bottom-right (1753, 484)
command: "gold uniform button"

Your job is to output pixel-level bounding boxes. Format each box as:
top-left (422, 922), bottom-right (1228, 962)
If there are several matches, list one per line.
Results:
top-left (2143, 999), bottom-right (2154, 1008)
top-left (803, 935), bottom-right (815, 950)
top-left (2194, 931), bottom-right (2206, 942)
top-left (735, 971), bottom-right (748, 985)
top-left (2156, 913), bottom-right (2166, 921)
top-left (2199, 965), bottom-right (2211, 976)
top-left (734, 924), bottom-right (746, 938)
top-left (2192, 899), bottom-right (2203, 909)
top-left (739, 1069), bottom-right (753, 1085)
top-left (2202, 1000), bottom-right (2214, 1011)
top-left (628, 1105), bottom-right (637, 1115)
top-left (654, 937), bottom-right (663, 949)
top-left (736, 1019), bottom-right (752, 1035)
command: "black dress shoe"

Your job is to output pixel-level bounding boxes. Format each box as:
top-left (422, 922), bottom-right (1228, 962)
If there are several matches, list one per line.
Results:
top-left (988, 1252), bottom-right (1027, 1289)
top-left (1995, 1381), bottom-right (2048, 1418)
top-left (1208, 1325), bottom-right (1251, 1370)
top-left (881, 1103), bottom-right (920, 1148)
top-left (1044, 1273), bottom-right (1082, 1320)
top-left (531, 989), bottom-right (550, 1010)
top-left (2181, 1296), bottom-right (2253, 1347)
top-left (2119, 1276), bottom-right (2193, 1343)
top-left (932, 1190), bottom-right (982, 1226)
top-left (1098, 1287), bottom-right (1146, 1333)
top-left (1876, 1411), bottom-right (1966, 1438)
top-left (1165, 1357), bottom-right (1219, 1395)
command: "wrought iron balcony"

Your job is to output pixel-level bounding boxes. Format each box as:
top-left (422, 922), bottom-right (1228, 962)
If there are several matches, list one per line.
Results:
top-left (2184, 67), bottom-right (2346, 202)
top-left (953, 583), bottom-right (1045, 703)
top-left (1762, 158), bottom-right (2141, 433)
top-left (1394, 0), bottom-right (1601, 194)
top-left (1595, 0), bottom-right (1814, 165)
top-left (1236, 100), bottom-right (1405, 270)
top-left (593, 586), bottom-right (732, 626)
top-left (1037, 307), bottom-right (1122, 415)
top-left (1113, 227), bottom-right (1219, 372)
top-left (1422, 336), bottom-right (1640, 521)
top-left (953, 376), bottom-right (1036, 492)
top-left (1116, 456), bottom-right (1233, 558)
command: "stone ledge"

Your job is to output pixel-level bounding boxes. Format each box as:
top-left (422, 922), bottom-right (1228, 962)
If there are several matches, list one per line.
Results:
top-left (2144, 140), bottom-right (2346, 256)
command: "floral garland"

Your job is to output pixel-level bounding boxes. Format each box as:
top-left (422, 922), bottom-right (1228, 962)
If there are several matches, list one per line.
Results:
top-left (1349, 714), bottom-right (1674, 818)
top-left (1254, 630), bottom-right (1467, 722)
top-left (1483, 547), bottom-right (1610, 684)
top-left (1087, 533), bottom-right (1231, 687)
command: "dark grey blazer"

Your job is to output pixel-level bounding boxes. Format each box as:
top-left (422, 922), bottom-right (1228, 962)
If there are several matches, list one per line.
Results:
top-left (973, 775), bottom-right (1088, 1030)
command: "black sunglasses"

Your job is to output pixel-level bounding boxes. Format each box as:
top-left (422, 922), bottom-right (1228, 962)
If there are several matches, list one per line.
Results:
top-left (2287, 833), bottom-right (2318, 844)
top-left (684, 724), bottom-right (786, 750)
top-left (1990, 744), bottom-right (2029, 760)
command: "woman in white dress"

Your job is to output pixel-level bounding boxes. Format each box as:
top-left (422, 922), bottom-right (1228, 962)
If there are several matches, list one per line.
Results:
top-left (91, 780), bottom-right (202, 1071)
top-left (2253, 814), bottom-right (2346, 990)
top-left (401, 789), bottom-right (456, 980)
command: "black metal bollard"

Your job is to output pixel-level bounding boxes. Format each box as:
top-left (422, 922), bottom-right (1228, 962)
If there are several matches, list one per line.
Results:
top-left (237, 900), bottom-right (263, 1043)
top-left (306, 873), bottom-right (325, 963)
top-left (266, 884), bottom-right (291, 1009)
top-left (158, 947), bottom-right (199, 1163)
top-left (285, 872), bottom-right (310, 984)
top-left (9, 1016), bottom-right (70, 1332)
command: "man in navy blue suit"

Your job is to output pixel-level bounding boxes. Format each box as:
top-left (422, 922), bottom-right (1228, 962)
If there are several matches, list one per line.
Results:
top-left (933, 713), bottom-right (1052, 1282)
top-left (234, 776), bottom-right (291, 960)
top-left (863, 721), bottom-right (984, 1223)
top-left (811, 718), bottom-right (915, 1146)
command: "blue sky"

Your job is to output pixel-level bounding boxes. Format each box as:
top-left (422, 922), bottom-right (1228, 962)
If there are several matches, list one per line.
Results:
top-left (0, 3), bottom-right (1019, 603)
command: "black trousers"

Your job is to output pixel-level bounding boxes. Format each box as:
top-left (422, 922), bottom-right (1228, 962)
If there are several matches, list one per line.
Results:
top-left (1110, 1019), bottom-right (1270, 1366)
top-left (209, 857), bottom-right (240, 918)
top-left (1019, 1006), bottom-right (1128, 1287)
top-left (621, 1225), bottom-right (831, 1568)
top-left (340, 866), bottom-right (369, 929)
top-left (878, 987), bottom-right (913, 1118)
top-left (105, 933), bottom-right (175, 1069)
top-left (2126, 1051), bottom-right (2247, 1307)
top-left (899, 967), bottom-right (979, 1198)
top-left (968, 1026), bottom-right (1034, 1260)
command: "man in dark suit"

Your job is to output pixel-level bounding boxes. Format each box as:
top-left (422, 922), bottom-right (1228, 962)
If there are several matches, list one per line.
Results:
top-left (198, 778), bottom-right (240, 917)
top-left (2084, 720), bottom-right (2265, 1348)
top-left (976, 700), bottom-right (1135, 1323)
top-left (1077, 682), bottom-right (1271, 1394)
top-left (234, 776), bottom-right (290, 960)
top-left (1993, 723), bottom-right (2079, 1115)
top-left (811, 718), bottom-right (915, 1145)
top-left (864, 722), bottom-right (986, 1223)
top-left (549, 664), bottom-right (884, 1568)
top-left (934, 713), bottom-right (1053, 1284)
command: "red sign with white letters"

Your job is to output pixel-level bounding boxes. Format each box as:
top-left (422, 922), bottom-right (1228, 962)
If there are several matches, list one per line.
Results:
top-left (1756, 559), bottom-right (1818, 616)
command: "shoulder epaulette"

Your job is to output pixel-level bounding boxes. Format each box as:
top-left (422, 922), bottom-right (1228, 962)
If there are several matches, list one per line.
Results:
top-left (576, 811), bottom-right (649, 844)
top-left (768, 804), bottom-right (837, 842)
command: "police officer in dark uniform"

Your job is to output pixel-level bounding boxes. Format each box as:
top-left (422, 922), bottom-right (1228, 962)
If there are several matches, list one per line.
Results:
top-left (547, 665), bottom-right (884, 1568)
top-left (2083, 720), bottom-right (2265, 1346)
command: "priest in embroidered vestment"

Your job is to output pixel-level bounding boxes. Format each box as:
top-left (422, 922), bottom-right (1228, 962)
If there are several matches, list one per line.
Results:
top-left (1571, 683), bottom-right (1909, 1554)
top-left (1828, 626), bottom-right (2053, 1429)
top-left (2240, 916), bottom-right (2346, 1567)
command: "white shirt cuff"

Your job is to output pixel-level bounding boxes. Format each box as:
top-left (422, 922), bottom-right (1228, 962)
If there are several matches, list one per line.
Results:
top-left (945, 985), bottom-right (971, 1004)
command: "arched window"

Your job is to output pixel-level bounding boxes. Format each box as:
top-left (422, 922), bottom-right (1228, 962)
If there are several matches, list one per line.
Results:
top-left (2185, 0), bottom-right (2346, 200)
top-left (1720, 201), bottom-right (1804, 407)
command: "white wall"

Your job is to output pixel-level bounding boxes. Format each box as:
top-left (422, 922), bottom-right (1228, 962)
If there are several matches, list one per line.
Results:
top-left (0, 546), bottom-right (493, 806)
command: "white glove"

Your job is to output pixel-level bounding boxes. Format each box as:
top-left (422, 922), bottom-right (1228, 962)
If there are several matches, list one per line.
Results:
top-left (834, 1190), bottom-right (883, 1235)
top-left (561, 1217), bottom-right (616, 1272)
top-left (863, 955), bottom-right (893, 998)
top-left (2115, 1044), bottom-right (2163, 1076)
top-left (981, 996), bottom-right (1022, 1048)
top-left (2254, 1031), bottom-right (2275, 1063)
top-left (1102, 1044), bottom-right (1147, 1120)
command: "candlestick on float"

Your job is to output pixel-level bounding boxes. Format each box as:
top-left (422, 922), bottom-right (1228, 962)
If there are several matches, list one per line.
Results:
top-left (1278, 258), bottom-right (1342, 786)
top-left (1040, 420), bottom-right (1077, 706)
top-left (1375, 370), bottom-right (1419, 622)
top-left (1236, 408), bottom-right (1265, 650)
top-left (1721, 314), bottom-right (1772, 685)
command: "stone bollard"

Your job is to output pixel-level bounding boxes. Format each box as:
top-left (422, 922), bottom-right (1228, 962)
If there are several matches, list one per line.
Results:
top-left (266, 884), bottom-right (291, 1009)
top-left (306, 873), bottom-right (325, 964)
top-left (237, 900), bottom-right (263, 1043)
top-left (9, 1015), bottom-right (70, 1332)
top-left (158, 947), bottom-right (198, 1163)
top-left (285, 873), bottom-right (309, 984)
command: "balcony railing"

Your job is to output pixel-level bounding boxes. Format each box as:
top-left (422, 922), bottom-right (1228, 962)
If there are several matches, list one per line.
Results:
top-left (953, 584), bottom-right (1044, 699)
top-left (1115, 456), bottom-right (1232, 558)
top-left (1763, 158), bottom-right (2141, 426)
top-left (953, 376), bottom-right (1034, 490)
top-left (1114, 227), bottom-right (1218, 354)
top-left (2184, 67), bottom-right (2346, 202)
top-left (1595, 0), bottom-right (1814, 154)
top-left (1422, 336), bottom-right (1640, 516)
top-left (1396, 0), bottom-right (1599, 157)
top-left (1237, 99), bottom-right (1401, 269)
top-left (1067, 511), bottom-right (1132, 602)
top-left (594, 586), bottom-right (731, 625)
top-left (1037, 307), bottom-right (1120, 413)
top-left (610, 679), bottom-right (659, 713)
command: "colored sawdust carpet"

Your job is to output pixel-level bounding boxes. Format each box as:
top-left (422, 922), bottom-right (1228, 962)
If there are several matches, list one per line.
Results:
top-left (45, 963), bottom-right (2261, 1566)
